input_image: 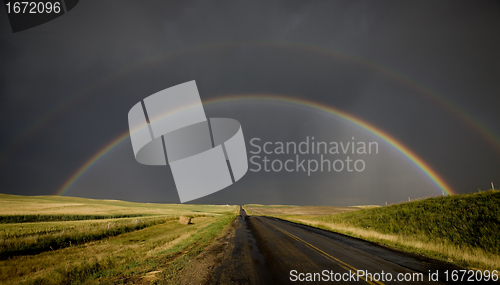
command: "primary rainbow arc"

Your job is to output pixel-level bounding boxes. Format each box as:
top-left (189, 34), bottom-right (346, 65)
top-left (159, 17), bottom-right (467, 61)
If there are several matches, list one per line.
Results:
top-left (56, 95), bottom-right (455, 197)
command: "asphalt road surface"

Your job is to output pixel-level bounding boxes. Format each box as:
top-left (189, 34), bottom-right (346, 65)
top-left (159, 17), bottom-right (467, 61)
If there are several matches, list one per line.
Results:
top-left (209, 207), bottom-right (493, 284)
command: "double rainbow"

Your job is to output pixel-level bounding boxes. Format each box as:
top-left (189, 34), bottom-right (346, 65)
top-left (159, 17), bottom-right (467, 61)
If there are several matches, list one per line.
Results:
top-left (56, 95), bottom-right (456, 197)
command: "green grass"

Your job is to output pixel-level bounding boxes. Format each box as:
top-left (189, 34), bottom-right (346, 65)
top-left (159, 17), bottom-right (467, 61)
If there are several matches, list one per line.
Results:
top-left (309, 190), bottom-right (500, 255)
top-left (0, 216), bottom-right (170, 259)
top-left (254, 190), bottom-right (500, 270)
top-left (0, 214), bottom-right (147, 223)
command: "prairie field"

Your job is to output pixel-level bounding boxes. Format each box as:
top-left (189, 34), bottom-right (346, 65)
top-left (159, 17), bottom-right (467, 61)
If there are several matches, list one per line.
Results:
top-left (245, 190), bottom-right (500, 271)
top-left (0, 194), bottom-right (238, 284)
top-left (0, 194), bottom-right (234, 216)
top-left (244, 204), bottom-right (362, 215)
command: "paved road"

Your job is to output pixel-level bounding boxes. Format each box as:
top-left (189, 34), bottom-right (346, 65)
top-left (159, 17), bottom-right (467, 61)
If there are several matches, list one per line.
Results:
top-left (209, 207), bottom-right (492, 284)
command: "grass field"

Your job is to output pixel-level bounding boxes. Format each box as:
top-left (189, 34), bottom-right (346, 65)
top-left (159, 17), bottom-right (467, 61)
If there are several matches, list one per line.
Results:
top-left (0, 194), bottom-right (235, 216)
top-left (245, 190), bottom-right (500, 271)
top-left (244, 204), bottom-right (361, 216)
top-left (0, 194), bottom-right (238, 284)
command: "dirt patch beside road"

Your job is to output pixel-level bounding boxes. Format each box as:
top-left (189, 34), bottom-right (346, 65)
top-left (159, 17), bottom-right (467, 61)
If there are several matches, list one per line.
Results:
top-left (176, 219), bottom-right (236, 285)
top-left (178, 208), bottom-right (271, 285)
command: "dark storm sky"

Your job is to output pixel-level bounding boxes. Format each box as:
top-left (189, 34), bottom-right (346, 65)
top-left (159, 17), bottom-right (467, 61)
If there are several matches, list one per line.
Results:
top-left (0, 0), bottom-right (499, 206)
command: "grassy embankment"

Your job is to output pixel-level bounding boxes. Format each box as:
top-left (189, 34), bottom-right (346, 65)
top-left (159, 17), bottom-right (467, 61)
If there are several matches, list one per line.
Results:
top-left (245, 190), bottom-right (500, 271)
top-left (0, 194), bottom-right (238, 284)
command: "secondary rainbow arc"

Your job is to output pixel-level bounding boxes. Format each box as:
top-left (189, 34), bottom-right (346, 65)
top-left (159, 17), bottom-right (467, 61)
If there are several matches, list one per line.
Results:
top-left (3, 41), bottom-right (500, 166)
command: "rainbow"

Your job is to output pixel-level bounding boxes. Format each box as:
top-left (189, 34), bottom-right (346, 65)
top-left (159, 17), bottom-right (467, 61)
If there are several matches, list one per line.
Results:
top-left (56, 94), bottom-right (456, 197)
top-left (3, 41), bottom-right (500, 164)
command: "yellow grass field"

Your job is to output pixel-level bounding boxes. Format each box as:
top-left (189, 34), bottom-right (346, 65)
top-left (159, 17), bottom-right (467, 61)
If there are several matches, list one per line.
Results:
top-left (0, 194), bottom-right (238, 284)
top-left (0, 193), bottom-right (235, 216)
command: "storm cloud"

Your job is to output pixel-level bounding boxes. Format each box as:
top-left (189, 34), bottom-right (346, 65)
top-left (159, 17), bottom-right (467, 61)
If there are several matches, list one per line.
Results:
top-left (0, 0), bottom-right (499, 206)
